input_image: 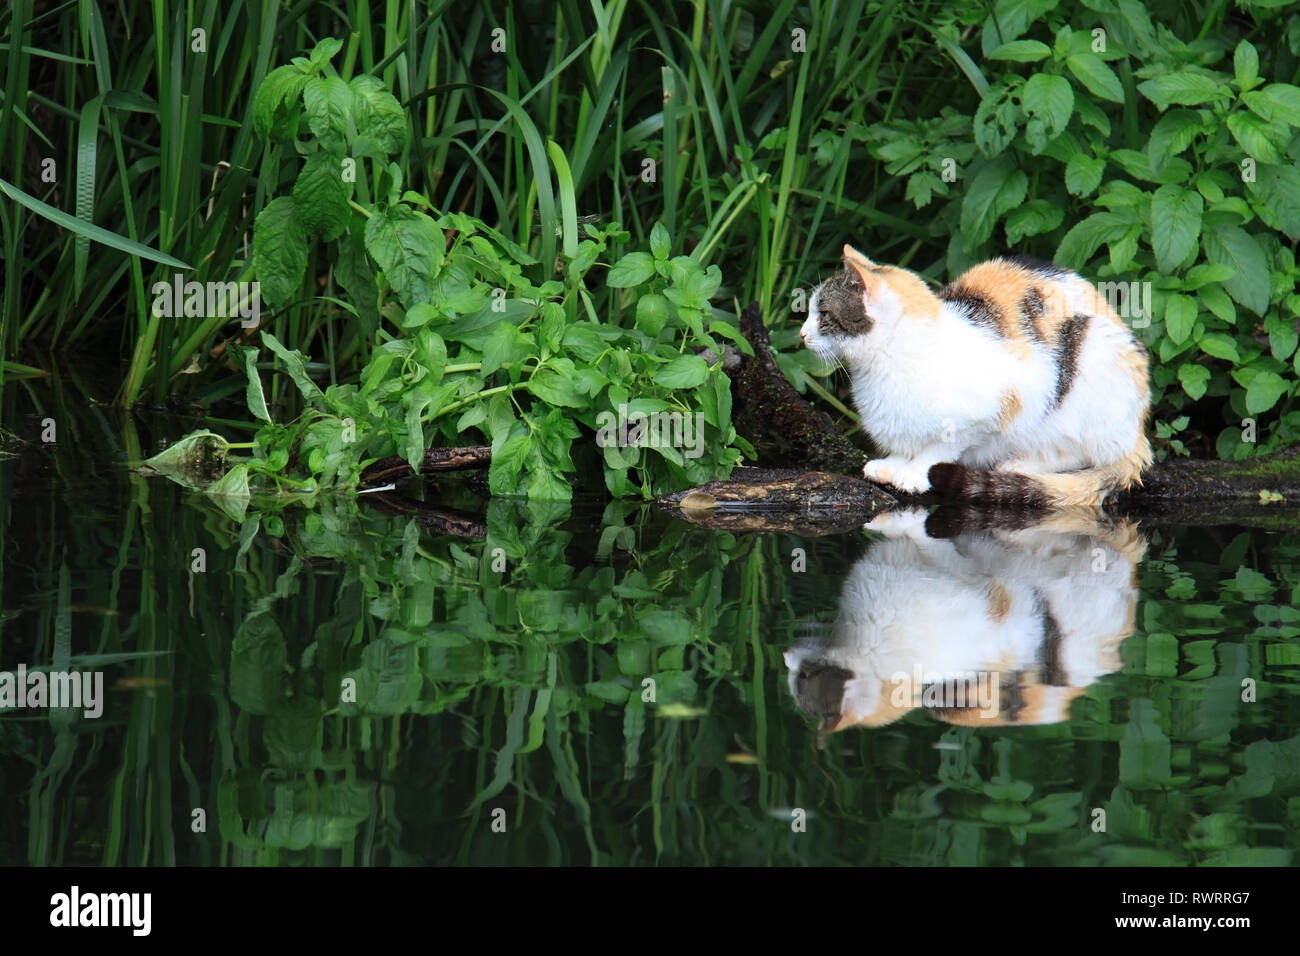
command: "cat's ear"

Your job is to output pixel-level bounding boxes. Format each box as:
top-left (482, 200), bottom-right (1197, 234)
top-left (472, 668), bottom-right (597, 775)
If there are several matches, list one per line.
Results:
top-left (842, 244), bottom-right (885, 298)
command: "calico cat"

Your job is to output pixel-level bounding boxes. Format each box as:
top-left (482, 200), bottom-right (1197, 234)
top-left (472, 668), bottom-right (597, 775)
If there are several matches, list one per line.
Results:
top-left (800, 246), bottom-right (1152, 508)
top-left (784, 506), bottom-right (1145, 736)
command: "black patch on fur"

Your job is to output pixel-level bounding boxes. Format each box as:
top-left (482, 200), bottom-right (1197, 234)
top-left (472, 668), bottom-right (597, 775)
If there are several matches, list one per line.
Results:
top-left (793, 661), bottom-right (853, 723)
top-left (1052, 313), bottom-right (1089, 406)
top-left (814, 269), bottom-right (873, 337)
top-left (925, 503), bottom-right (1044, 538)
top-left (1019, 286), bottom-right (1047, 343)
top-left (927, 462), bottom-right (1048, 509)
top-left (1035, 592), bottom-right (1067, 686)
top-left (1005, 254), bottom-right (1068, 278)
top-left (939, 283), bottom-right (1004, 335)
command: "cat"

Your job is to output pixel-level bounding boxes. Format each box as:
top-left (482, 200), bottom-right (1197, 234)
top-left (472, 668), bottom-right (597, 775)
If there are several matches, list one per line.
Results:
top-left (783, 505), bottom-right (1145, 737)
top-left (800, 245), bottom-right (1152, 508)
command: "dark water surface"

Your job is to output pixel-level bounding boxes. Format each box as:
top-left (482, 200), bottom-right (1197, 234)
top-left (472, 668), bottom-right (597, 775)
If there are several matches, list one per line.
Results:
top-left (2, 368), bottom-right (1298, 866)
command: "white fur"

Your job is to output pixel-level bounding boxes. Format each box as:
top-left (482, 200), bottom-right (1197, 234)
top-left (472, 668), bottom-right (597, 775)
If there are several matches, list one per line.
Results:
top-left (801, 272), bottom-right (1146, 491)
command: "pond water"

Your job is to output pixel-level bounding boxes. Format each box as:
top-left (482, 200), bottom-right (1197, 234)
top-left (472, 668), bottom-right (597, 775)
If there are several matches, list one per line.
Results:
top-left (2, 369), bottom-right (1298, 866)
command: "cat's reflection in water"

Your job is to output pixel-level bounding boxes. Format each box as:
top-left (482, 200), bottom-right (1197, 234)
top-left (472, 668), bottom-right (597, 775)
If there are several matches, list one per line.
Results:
top-left (784, 505), bottom-right (1145, 739)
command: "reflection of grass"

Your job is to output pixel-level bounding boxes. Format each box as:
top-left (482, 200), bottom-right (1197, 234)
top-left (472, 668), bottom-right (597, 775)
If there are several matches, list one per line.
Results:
top-left (3, 385), bottom-right (1300, 864)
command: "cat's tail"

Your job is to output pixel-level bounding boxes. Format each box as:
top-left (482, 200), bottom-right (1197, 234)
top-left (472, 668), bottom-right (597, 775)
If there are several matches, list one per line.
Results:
top-left (927, 439), bottom-right (1151, 509)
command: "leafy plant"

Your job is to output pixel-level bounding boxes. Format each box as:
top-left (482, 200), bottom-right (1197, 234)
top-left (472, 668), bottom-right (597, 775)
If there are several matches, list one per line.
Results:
top-left (187, 38), bottom-right (751, 501)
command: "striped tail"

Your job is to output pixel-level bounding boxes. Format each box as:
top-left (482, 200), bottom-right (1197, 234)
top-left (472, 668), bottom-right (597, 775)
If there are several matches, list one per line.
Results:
top-left (928, 442), bottom-right (1151, 510)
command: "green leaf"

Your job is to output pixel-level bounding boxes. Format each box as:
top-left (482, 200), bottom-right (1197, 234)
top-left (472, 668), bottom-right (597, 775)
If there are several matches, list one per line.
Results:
top-left (232, 344), bottom-right (271, 422)
top-left (251, 65), bottom-right (310, 139)
top-left (607, 251), bottom-right (656, 287)
top-left (1146, 110), bottom-right (1203, 173)
top-left (1149, 184), bottom-right (1203, 273)
top-left (1199, 332), bottom-right (1239, 362)
top-left (1201, 225), bottom-right (1269, 316)
top-left (1055, 211), bottom-right (1131, 269)
top-left (979, 0), bottom-right (1059, 57)
top-left (481, 322), bottom-right (534, 376)
top-left (253, 197), bottom-right (309, 308)
top-left (292, 151), bottom-right (350, 241)
top-left (652, 354), bottom-right (710, 388)
top-left (1266, 313), bottom-right (1299, 361)
top-left (1164, 294), bottom-right (1197, 345)
top-left (636, 293), bottom-right (672, 336)
top-left (650, 222), bottom-right (671, 260)
top-left (1064, 154), bottom-right (1104, 196)
top-left (1138, 71), bottom-right (1230, 108)
top-left (1227, 112), bottom-right (1284, 164)
top-left (1004, 200), bottom-right (1064, 243)
top-left (350, 76), bottom-right (408, 155)
top-left (1021, 73), bottom-right (1074, 135)
top-left (303, 76), bottom-right (354, 154)
top-left (527, 367), bottom-right (586, 407)
top-left (0, 177), bottom-right (191, 270)
top-left (261, 332), bottom-right (326, 405)
top-left (1177, 363), bottom-right (1211, 400)
top-left (308, 37), bottom-right (343, 70)
top-left (1242, 83), bottom-right (1300, 127)
top-left (1247, 163), bottom-right (1300, 240)
top-left (1233, 40), bottom-right (1260, 91)
top-left (961, 156), bottom-right (1028, 250)
top-left (989, 40), bottom-right (1051, 61)
top-left (364, 205), bottom-right (443, 308)
top-left (1066, 53), bottom-right (1123, 102)
top-left (1245, 370), bottom-right (1289, 414)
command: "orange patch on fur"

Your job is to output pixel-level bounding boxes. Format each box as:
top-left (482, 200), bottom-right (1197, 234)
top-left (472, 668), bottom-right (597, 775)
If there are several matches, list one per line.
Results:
top-left (986, 579), bottom-right (1011, 621)
top-left (997, 390), bottom-right (1022, 431)
top-left (877, 266), bottom-right (942, 320)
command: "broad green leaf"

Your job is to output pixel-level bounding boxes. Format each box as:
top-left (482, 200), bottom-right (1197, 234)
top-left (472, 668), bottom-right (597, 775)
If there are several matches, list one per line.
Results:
top-left (1054, 211), bottom-right (1131, 269)
top-left (636, 293), bottom-right (672, 336)
top-left (364, 205), bottom-right (443, 308)
top-left (303, 76), bottom-right (354, 154)
top-left (1005, 200), bottom-right (1064, 243)
top-left (1021, 73), bottom-right (1073, 134)
top-left (988, 40), bottom-right (1051, 61)
top-left (1138, 71), bottom-right (1230, 108)
top-left (1227, 112), bottom-right (1284, 164)
top-left (1242, 82), bottom-right (1300, 127)
top-left (979, 0), bottom-right (1059, 57)
top-left (1164, 294), bottom-right (1197, 345)
top-left (960, 157), bottom-right (1028, 250)
top-left (1233, 40), bottom-right (1260, 91)
top-left (350, 76), bottom-right (409, 155)
top-left (607, 251), bottom-right (656, 287)
top-left (1064, 154), bottom-right (1104, 196)
top-left (528, 369), bottom-right (586, 407)
top-left (1149, 184), bottom-right (1203, 273)
top-left (1245, 370), bottom-right (1289, 414)
top-left (1146, 110), bottom-right (1203, 172)
top-left (650, 222), bottom-right (671, 260)
top-left (1177, 363), bottom-right (1211, 400)
top-left (1201, 225), bottom-right (1269, 316)
top-left (253, 197), bottom-right (309, 307)
top-left (252, 65), bottom-right (310, 139)
top-left (1066, 52), bottom-right (1123, 102)
top-left (292, 151), bottom-right (350, 241)
top-left (653, 354), bottom-right (710, 388)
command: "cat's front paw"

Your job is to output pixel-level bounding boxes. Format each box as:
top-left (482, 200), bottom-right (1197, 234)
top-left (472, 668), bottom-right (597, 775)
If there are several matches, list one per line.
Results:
top-left (863, 457), bottom-right (902, 486)
top-left (865, 506), bottom-right (929, 537)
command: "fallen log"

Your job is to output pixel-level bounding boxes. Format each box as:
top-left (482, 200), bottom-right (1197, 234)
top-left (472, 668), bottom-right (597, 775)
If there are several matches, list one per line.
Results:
top-left (360, 444), bottom-right (492, 487)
